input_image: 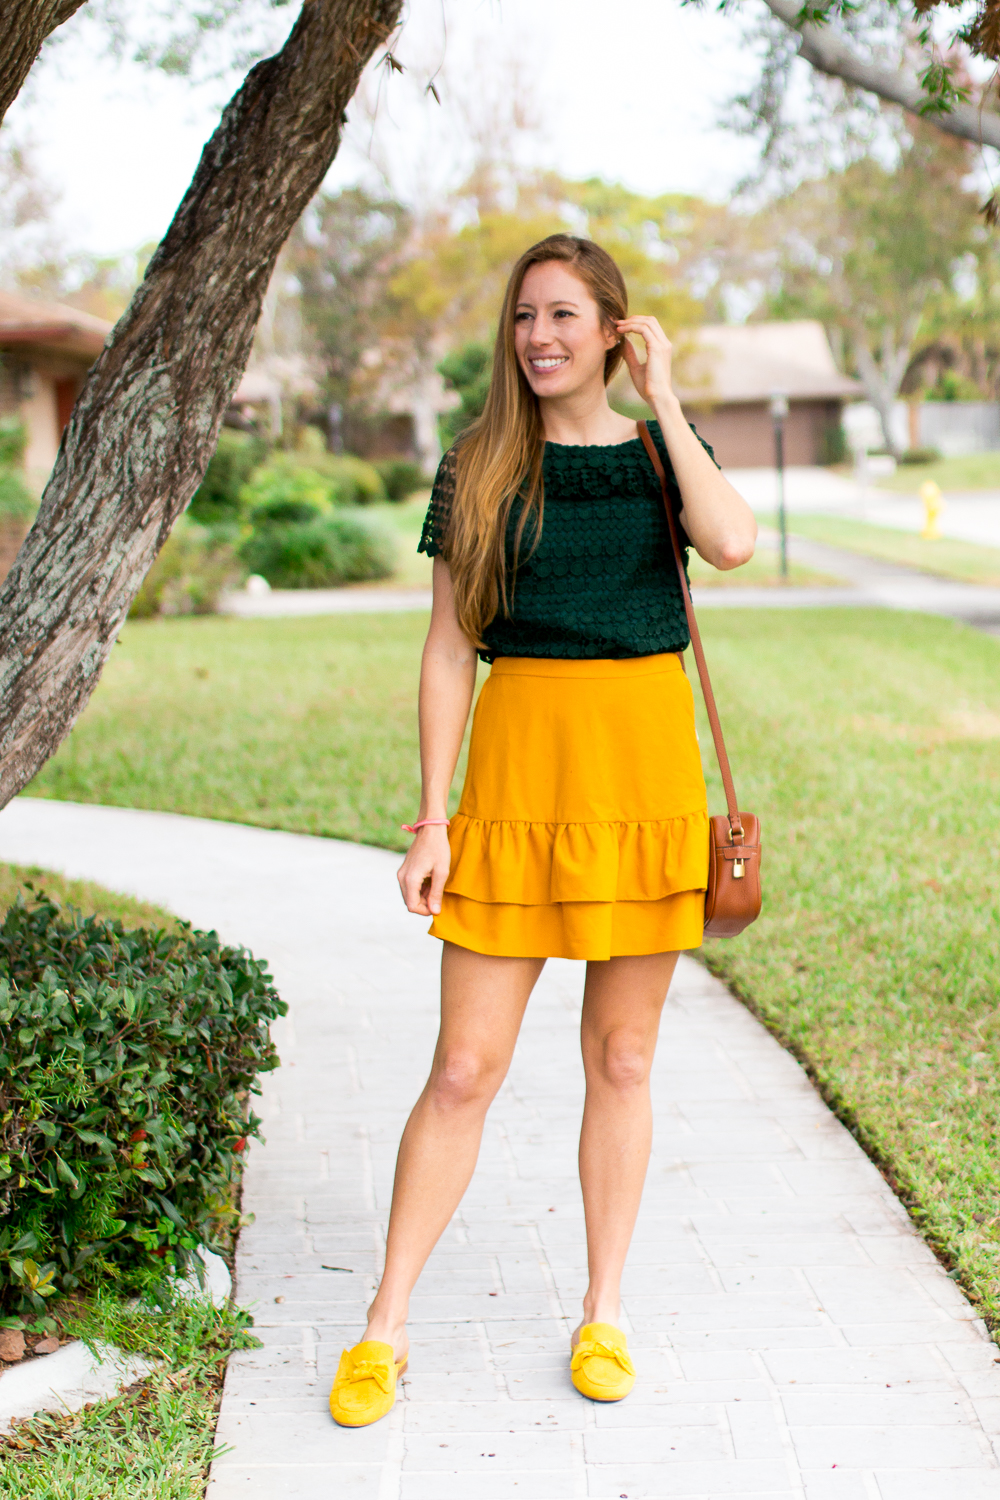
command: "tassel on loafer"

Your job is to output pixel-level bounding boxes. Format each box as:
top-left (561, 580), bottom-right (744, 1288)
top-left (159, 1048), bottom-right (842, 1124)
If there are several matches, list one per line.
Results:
top-left (329, 1339), bottom-right (407, 1427)
top-left (570, 1322), bottom-right (636, 1402)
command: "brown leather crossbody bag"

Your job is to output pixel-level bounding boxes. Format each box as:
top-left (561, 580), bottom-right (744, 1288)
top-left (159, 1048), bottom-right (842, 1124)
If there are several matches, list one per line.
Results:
top-left (638, 421), bottom-right (762, 938)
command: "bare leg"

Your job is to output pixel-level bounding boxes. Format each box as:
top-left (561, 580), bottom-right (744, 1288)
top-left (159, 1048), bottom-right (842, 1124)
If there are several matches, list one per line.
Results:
top-left (364, 941), bottom-right (545, 1361)
top-left (575, 951), bottom-right (679, 1337)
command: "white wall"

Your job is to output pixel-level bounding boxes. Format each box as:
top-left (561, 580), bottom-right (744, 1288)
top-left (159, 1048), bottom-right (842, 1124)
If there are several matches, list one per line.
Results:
top-left (918, 402), bottom-right (1000, 457)
top-left (845, 400), bottom-right (1000, 456)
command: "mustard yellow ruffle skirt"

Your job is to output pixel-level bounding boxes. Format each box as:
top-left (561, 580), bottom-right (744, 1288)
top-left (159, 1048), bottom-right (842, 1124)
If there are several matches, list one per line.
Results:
top-left (428, 653), bottom-right (709, 961)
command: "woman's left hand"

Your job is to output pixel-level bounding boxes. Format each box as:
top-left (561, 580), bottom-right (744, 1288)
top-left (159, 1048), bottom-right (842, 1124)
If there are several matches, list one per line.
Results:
top-left (617, 316), bottom-right (675, 410)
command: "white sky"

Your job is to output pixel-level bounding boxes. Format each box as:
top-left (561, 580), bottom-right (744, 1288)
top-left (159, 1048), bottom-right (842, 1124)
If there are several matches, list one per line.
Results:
top-left (5, 0), bottom-right (761, 258)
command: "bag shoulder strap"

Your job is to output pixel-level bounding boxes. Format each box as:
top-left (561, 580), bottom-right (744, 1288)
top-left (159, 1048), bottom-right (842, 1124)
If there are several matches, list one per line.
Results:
top-left (637, 420), bottom-right (744, 843)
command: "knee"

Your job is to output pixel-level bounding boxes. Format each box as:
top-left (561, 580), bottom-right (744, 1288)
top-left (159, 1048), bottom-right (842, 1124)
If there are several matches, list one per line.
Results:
top-left (590, 1028), bottom-right (650, 1092)
top-left (428, 1049), bottom-right (504, 1112)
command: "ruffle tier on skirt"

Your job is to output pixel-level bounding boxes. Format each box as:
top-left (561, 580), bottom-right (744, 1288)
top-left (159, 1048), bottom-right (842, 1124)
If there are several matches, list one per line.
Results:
top-left (428, 653), bottom-right (709, 960)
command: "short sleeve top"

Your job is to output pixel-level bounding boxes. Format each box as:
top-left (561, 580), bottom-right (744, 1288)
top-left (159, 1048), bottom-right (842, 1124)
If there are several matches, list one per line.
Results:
top-left (418, 419), bottom-right (716, 664)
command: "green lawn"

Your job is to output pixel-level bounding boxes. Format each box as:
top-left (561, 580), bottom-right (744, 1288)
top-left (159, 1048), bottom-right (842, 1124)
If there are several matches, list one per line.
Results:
top-left (29, 613), bottom-right (444, 851)
top-left (28, 605), bottom-right (1000, 1331)
top-left (359, 493), bottom-right (434, 589)
top-left (688, 550), bottom-right (838, 589)
top-left (0, 863), bottom-right (177, 929)
top-left (876, 450), bottom-right (1000, 493)
top-left (697, 609), bottom-right (1000, 1326)
top-left (790, 513), bottom-right (1000, 587)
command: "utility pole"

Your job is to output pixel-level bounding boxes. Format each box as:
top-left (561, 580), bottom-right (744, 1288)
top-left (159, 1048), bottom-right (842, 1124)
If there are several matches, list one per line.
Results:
top-left (769, 392), bottom-right (789, 581)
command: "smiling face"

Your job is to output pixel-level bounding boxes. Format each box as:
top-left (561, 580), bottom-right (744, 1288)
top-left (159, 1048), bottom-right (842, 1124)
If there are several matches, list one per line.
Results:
top-left (513, 260), bottom-right (619, 402)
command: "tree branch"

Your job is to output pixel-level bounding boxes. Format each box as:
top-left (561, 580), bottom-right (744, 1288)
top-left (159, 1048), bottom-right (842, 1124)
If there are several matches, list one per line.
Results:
top-left (762, 0), bottom-right (1000, 151)
top-left (0, 1), bottom-right (88, 129)
top-left (0, 0), bottom-right (402, 805)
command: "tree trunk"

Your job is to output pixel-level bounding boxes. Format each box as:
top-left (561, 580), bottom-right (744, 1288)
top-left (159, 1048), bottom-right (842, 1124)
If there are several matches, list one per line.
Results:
top-left (0, 1), bottom-right (87, 128)
top-left (0, 0), bottom-right (402, 807)
top-left (410, 353), bottom-right (447, 474)
top-left (849, 310), bottom-right (925, 456)
top-left (762, 0), bottom-right (1000, 152)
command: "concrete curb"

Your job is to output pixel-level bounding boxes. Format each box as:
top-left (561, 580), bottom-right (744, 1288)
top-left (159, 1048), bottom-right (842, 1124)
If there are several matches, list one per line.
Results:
top-left (0, 1339), bottom-right (156, 1434)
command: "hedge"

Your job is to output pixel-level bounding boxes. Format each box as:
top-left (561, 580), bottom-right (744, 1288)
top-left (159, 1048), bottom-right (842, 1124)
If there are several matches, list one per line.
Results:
top-left (239, 511), bottom-right (395, 588)
top-left (129, 522), bottom-right (242, 619)
top-left (0, 891), bottom-right (286, 1315)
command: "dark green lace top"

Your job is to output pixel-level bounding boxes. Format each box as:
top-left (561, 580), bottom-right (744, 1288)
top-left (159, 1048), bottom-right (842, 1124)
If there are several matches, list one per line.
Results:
top-left (418, 419), bottom-right (715, 663)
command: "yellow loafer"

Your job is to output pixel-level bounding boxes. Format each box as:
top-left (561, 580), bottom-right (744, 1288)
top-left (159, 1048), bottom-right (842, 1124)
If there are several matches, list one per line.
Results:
top-left (329, 1340), bottom-right (407, 1427)
top-left (570, 1322), bottom-right (636, 1402)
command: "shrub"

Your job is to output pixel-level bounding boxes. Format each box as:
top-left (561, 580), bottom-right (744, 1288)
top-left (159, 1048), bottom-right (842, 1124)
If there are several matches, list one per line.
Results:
top-left (327, 453), bottom-right (386, 505)
top-left (0, 467), bottom-right (37, 525)
top-left (239, 511), bottom-right (395, 588)
top-left (900, 447), bottom-right (943, 465)
top-left (0, 417), bottom-right (38, 534)
top-left (293, 427), bottom-right (386, 505)
top-left (374, 458), bottom-right (425, 501)
top-left (250, 498), bottom-right (320, 527)
top-left (130, 522), bottom-right (242, 619)
top-left (928, 370), bottom-right (981, 402)
top-left (438, 342), bottom-right (491, 448)
top-left (243, 450), bottom-right (387, 510)
top-left (0, 457), bottom-right (39, 585)
top-left (0, 417), bottom-right (26, 468)
top-left (0, 890), bottom-right (286, 1313)
top-left (819, 421), bottom-right (848, 467)
top-left (239, 456), bottom-right (339, 517)
top-left (188, 429), bottom-right (268, 529)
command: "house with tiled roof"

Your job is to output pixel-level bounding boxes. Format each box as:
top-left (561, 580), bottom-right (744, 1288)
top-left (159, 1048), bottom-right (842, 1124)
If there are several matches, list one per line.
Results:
top-left (611, 320), bottom-right (861, 467)
top-left (0, 290), bottom-right (112, 485)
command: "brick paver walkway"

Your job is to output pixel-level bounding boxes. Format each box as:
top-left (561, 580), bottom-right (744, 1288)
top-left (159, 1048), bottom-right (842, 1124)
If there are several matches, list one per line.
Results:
top-left (2, 797), bottom-right (1000, 1499)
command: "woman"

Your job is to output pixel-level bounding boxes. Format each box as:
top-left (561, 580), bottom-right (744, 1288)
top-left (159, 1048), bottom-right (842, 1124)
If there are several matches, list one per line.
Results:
top-left (330, 234), bottom-right (757, 1427)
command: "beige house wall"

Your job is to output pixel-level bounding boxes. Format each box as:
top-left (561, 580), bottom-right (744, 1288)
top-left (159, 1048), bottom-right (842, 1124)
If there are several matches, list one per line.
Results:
top-left (680, 399), bottom-right (841, 468)
top-left (1, 349), bottom-right (90, 488)
top-left (20, 370), bottom-right (61, 481)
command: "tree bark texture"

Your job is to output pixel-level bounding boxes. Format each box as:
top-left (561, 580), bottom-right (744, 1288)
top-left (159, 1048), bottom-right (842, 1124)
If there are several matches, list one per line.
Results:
top-left (763, 0), bottom-right (1000, 151)
top-left (0, 0), bottom-right (402, 806)
top-left (0, 0), bottom-right (88, 128)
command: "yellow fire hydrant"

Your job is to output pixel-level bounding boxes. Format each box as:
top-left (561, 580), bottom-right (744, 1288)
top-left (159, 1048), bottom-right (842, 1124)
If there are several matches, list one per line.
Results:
top-left (919, 480), bottom-right (943, 540)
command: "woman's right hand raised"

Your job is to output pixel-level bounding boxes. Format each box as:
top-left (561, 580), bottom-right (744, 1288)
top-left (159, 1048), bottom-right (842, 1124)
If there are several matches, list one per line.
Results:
top-left (397, 825), bottom-right (452, 916)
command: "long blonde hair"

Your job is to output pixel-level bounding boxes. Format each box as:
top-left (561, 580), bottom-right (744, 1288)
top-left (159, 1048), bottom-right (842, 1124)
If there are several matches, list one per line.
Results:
top-left (447, 235), bottom-right (628, 645)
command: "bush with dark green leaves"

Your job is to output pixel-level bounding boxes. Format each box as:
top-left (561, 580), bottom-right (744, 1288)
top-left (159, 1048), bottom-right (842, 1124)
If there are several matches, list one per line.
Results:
top-left (374, 458), bottom-right (425, 501)
top-left (438, 342), bottom-right (491, 448)
top-left (0, 467), bottom-right (36, 525)
top-left (129, 522), bottom-right (242, 619)
top-left (240, 510), bottom-right (395, 588)
top-left (328, 452), bottom-right (386, 505)
top-left (239, 457), bottom-right (339, 518)
top-left (0, 417), bottom-right (36, 529)
top-left (241, 450), bottom-right (386, 513)
top-left (0, 892), bottom-right (286, 1315)
top-left (188, 428), bottom-right (268, 529)
top-left (0, 416), bottom-right (27, 469)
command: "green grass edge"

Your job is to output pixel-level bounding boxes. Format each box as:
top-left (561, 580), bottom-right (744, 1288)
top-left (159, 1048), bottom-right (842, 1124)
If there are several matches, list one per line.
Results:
top-left (700, 943), bottom-right (1000, 1343)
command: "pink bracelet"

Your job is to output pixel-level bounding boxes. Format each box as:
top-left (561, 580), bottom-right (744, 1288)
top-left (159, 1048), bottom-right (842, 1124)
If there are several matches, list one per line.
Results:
top-left (401, 818), bottom-right (450, 834)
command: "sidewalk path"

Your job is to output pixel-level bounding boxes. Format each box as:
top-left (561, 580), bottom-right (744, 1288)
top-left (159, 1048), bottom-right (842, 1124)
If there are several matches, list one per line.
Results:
top-left (4, 797), bottom-right (1000, 1499)
top-left (219, 539), bottom-right (1000, 631)
top-left (728, 466), bottom-right (1000, 549)
top-left (690, 532), bottom-right (1000, 632)
top-left (221, 586), bottom-right (434, 617)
